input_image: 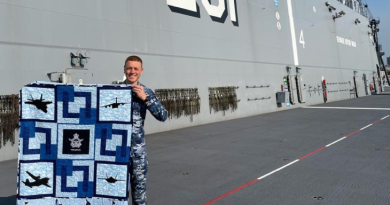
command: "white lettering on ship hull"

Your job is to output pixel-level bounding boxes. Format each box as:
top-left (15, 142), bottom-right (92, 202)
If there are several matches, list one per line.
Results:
top-left (167, 0), bottom-right (198, 12)
top-left (167, 0), bottom-right (238, 26)
top-left (336, 36), bottom-right (357, 48)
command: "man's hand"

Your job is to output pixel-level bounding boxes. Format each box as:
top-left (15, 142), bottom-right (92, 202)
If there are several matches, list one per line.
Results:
top-left (132, 85), bottom-right (147, 101)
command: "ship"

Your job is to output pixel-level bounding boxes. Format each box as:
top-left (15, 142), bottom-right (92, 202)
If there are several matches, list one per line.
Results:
top-left (0, 0), bottom-right (388, 162)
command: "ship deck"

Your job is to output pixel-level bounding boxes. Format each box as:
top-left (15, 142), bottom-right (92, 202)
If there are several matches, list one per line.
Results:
top-left (1, 90), bottom-right (389, 205)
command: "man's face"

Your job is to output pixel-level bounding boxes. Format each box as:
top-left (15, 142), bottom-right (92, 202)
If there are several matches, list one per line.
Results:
top-left (124, 61), bottom-right (143, 85)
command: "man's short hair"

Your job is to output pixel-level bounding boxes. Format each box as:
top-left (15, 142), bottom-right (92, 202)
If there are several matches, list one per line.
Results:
top-left (124, 55), bottom-right (143, 68)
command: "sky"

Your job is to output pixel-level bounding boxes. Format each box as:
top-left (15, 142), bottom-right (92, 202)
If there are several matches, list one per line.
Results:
top-left (363, 0), bottom-right (390, 64)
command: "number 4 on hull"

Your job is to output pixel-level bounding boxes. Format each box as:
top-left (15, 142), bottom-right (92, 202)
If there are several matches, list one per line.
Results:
top-left (299, 30), bottom-right (305, 48)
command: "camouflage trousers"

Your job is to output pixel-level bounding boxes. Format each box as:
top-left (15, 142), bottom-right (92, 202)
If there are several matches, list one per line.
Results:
top-left (129, 153), bottom-right (148, 205)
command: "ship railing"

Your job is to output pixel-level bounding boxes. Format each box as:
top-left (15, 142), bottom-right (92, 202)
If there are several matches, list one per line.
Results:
top-left (336, 0), bottom-right (373, 19)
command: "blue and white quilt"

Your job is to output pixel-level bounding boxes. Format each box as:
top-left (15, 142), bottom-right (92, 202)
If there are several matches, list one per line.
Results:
top-left (18, 82), bottom-right (132, 205)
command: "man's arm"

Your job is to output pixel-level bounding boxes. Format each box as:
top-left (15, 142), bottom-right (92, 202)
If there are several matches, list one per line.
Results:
top-left (145, 89), bottom-right (168, 122)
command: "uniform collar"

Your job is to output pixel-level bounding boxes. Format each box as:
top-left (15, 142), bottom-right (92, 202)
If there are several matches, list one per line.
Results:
top-left (123, 81), bottom-right (141, 86)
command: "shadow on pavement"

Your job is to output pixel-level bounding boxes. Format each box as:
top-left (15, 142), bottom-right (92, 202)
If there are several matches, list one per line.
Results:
top-left (0, 195), bottom-right (16, 204)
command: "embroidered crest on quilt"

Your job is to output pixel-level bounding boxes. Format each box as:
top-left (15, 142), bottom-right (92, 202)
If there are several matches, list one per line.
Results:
top-left (63, 129), bottom-right (90, 154)
top-left (69, 133), bottom-right (83, 149)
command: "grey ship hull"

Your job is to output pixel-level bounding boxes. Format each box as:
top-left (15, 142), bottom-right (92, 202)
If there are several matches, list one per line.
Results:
top-left (0, 0), bottom-right (382, 161)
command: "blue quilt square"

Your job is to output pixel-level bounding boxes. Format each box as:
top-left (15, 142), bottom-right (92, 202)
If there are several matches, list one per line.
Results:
top-left (21, 85), bottom-right (56, 122)
top-left (19, 121), bottom-right (57, 161)
top-left (97, 87), bottom-right (131, 123)
top-left (55, 160), bottom-right (94, 198)
top-left (57, 124), bottom-right (95, 160)
top-left (57, 86), bottom-right (97, 124)
top-left (94, 161), bottom-right (129, 199)
top-left (18, 160), bottom-right (56, 198)
top-left (95, 124), bottom-right (132, 163)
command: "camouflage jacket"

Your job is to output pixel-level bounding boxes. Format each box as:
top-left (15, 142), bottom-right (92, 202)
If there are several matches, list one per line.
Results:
top-left (124, 81), bottom-right (168, 157)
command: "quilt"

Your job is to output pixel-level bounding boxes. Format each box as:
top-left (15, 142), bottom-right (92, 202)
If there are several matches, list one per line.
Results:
top-left (17, 82), bottom-right (132, 205)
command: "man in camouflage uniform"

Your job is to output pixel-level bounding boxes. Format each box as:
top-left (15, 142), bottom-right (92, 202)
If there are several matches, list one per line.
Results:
top-left (123, 55), bottom-right (167, 205)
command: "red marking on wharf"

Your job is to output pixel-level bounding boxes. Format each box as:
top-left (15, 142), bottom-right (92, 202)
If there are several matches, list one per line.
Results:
top-left (345, 129), bottom-right (361, 138)
top-left (202, 115), bottom-right (390, 205)
top-left (203, 179), bottom-right (258, 205)
top-left (298, 146), bottom-right (326, 160)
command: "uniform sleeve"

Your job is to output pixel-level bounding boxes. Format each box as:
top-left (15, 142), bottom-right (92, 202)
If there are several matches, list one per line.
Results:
top-left (145, 89), bottom-right (168, 122)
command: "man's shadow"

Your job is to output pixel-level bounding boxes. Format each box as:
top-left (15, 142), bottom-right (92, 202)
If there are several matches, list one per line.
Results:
top-left (0, 195), bottom-right (16, 204)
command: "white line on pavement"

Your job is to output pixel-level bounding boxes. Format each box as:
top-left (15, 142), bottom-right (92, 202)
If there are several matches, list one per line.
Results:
top-left (257, 160), bottom-right (300, 180)
top-left (381, 115), bottom-right (390, 120)
top-left (360, 124), bottom-right (373, 130)
top-left (326, 137), bottom-right (347, 147)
